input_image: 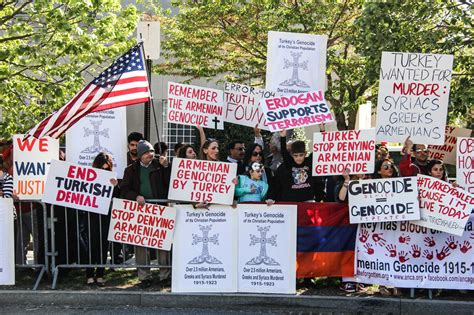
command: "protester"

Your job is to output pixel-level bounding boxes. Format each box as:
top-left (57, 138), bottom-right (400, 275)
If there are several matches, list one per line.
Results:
top-left (154, 141), bottom-right (168, 158)
top-left (177, 144), bottom-right (197, 159)
top-left (127, 132), bottom-right (144, 165)
top-left (375, 143), bottom-right (390, 161)
top-left (226, 140), bottom-right (246, 175)
top-left (373, 158), bottom-right (399, 179)
top-left (267, 130), bottom-right (325, 203)
top-left (0, 157), bottom-right (14, 199)
top-left (80, 153), bottom-right (119, 286)
top-left (243, 143), bottom-right (273, 186)
top-left (235, 162), bottom-right (269, 202)
top-left (120, 140), bottom-right (171, 288)
top-left (399, 136), bottom-right (431, 176)
top-left (427, 159), bottom-right (449, 182)
top-left (199, 138), bottom-right (220, 161)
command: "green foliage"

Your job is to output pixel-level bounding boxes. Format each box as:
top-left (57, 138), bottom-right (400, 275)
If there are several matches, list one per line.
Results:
top-left (156, 0), bottom-right (472, 133)
top-left (0, 0), bottom-right (140, 138)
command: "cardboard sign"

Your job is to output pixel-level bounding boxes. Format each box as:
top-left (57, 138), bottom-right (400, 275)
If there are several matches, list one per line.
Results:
top-left (348, 177), bottom-right (420, 224)
top-left (412, 175), bottom-right (473, 236)
top-left (312, 129), bottom-right (376, 176)
top-left (238, 204), bottom-right (297, 294)
top-left (42, 160), bottom-right (116, 214)
top-left (457, 137), bottom-right (474, 194)
top-left (172, 205), bottom-right (238, 293)
top-left (428, 126), bottom-right (472, 165)
top-left (354, 217), bottom-right (474, 290)
top-left (0, 199), bottom-right (14, 285)
top-left (167, 82), bottom-right (224, 129)
top-left (13, 135), bottom-right (59, 200)
top-left (168, 158), bottom-right (237, 205)
top-left (107, 198), bottom-right (176, 250)
top-left (375, 52), bottom-right (453, 144)
top-left (224, 82), bottom-right (275, 131)
top-left (260, 90), bottom-right (334, 132)
top-left (266, 31), bottom-right (327, 94)
top-left (65, 108), bottom-right (127, 179)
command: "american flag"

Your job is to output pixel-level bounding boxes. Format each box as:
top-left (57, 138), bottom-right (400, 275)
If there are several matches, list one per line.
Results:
top-left (26, 42), bottom-right (150, 139)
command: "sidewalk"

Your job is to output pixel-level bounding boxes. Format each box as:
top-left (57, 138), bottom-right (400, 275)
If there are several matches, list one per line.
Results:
top-left (0, 290), bottom-right (473, 314)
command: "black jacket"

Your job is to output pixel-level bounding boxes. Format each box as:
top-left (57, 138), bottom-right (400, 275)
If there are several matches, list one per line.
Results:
top-left (120, 159), bottom-right (171, 201)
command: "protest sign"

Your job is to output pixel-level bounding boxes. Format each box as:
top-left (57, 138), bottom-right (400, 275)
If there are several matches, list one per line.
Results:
top-left (167, 82), bottom-right (224, 129)
top-left (312, 129), bottom-right (376, 176)
top-left (172, 205), bottom-right (237, 293)
top-left (354, 217), bottom-right (474, 290)
top-left (42, 160), bottom-right (116, 214)
top-left (0, 199), bottom-right (14, 285)
top-left (13, 134), bottom-right (59, 200)
top-left (266, 31), bottom-right (327, 94)
top-left (168, 158), bottom-right (237, 205)
top-left (348, 177), bottom-right (420, 224)
top-left (457, 137), bottom-right (474, 194)
top-left (413, 174), bottom-right (473, 236)
top-left (260, 90), bottom-right (334, 132)
top-left (428, 126), bottom-right (472, 165)
top-left (238, 204), bottom-right (297, 294)
top-left (224, 82), bottom-right (275, 131)
top-left (107, 198), bottom-right (176, 250)
top-left (66, 108), bottom-right (127, 178)
top-left (375, 52), bottom-right (453, 144)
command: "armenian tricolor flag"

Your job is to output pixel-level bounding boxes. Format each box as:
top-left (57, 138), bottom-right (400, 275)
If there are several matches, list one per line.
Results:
top-left (296, 202), bottom-right (356, 278)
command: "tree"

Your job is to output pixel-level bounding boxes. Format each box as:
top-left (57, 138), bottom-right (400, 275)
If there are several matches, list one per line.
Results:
top-left (156, 0), bottom-right (472, 133)
top-left (0, 0), bottom-right (140, 138)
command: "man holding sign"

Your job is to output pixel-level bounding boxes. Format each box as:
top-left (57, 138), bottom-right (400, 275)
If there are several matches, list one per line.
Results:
top-left (121, 140), bottom-right (171, 287)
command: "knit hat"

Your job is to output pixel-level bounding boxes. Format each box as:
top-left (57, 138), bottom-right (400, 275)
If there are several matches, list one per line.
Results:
top-left (137, 140), bottom-right (154, 159)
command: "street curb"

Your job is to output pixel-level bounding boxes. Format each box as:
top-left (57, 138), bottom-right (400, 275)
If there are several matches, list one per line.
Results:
top-left (0, 291), bottom-right (472, 314)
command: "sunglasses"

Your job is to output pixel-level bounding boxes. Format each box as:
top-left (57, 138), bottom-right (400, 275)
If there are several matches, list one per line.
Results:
top-left (252, 152), bottom-right (262, 157)
top-left (382, 164), bottom-right (392, 170)
top-left (252, 169), bottom-right (263, 173)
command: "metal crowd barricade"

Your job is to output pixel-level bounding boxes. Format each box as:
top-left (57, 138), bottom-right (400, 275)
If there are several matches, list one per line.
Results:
top-left (49, 199), bottom-right (173, 289)
top-left (13, 200), bottom-right (49, 290)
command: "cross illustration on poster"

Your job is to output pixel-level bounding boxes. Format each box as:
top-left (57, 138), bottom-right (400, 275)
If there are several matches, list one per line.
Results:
top-left (188, 225), bottom-right (222, 264)
top-left (246, 225), bottom-right (280, 266)
top-left (280, 52), bottom-right (309, 88)
top-left (81, 120), bottom-right (111, 154)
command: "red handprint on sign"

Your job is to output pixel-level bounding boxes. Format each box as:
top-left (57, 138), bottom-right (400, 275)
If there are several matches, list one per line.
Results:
top-left (436, 246), bottom-right (451, 261)
top-left (460, 241), bottom-right (472, 254)
top-left (399, 234), bottom-right (411, 244)
top-left (423, 250), bottom-right (433, 260)
top-left (372, 233), bottom-right (386, 244)
top-left (398, 251), bottom-right (409, 263)
top-left (364, 243), bottom-right (374, 255)
top-left (359, 230), bottom-right (369, 243)
top-left (445, 236), bottom-right (458, 250)
top-left (424, 237), bottom-right (436, 247)
top-left (385, 244), bottom-right (397, 258)
top-left (410, 245), bottom-right (421, 258)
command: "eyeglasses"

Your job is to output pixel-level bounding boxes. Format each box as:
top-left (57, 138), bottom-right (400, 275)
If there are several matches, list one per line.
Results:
top-left (415, 149), bottom-right (429, 153)
top-left (252, 152), bottom-right (262, 157)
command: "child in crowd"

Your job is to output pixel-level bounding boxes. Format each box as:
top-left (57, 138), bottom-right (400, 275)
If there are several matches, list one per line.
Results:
top-left (235, 162), bottom-right (268, 202)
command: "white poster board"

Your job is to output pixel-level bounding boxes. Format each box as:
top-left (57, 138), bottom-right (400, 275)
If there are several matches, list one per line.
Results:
top-left (107, 198), bottom-right (176, 250)
top-left (313, 129), bottom-right (376, 176)
top-left (457, 137), bottom-right (473, 194)
top-left (260, 91), bottom-right (334, 132)
top-left (375, 52), bottom-right (453, 144)
top-left (238, 204), bottom-right (297, 294)
top-left (172, 205), bottom-right (238, 293)
top-left (42, 160), bottom-right (116, 214)
top-left (413, 174), bottom-right (473, 236)
top-left (167, 82), bottom-right (224, 129)
top-left (266, 31), bottom-right (327, 94)
top-left (0, 199), bottom-right (14, 285)
top-left (224, 82), bottom-right (275, 131)
top-left (355, 217), bottom-right (474, 290)
top-left (427, 126), bottom-right (471, 165)
top-left (13, 134), bottom-right (59, 200)
top-left (168, 158), bottom-right (237, 205)
top-left (65, 108), bottom-right (127, 179)
top-left (348, 177), bottom-right (420, 224)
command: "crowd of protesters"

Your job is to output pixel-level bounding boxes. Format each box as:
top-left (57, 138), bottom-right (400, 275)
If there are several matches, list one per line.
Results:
top-left (0, 125), bottom-right (466, 293)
